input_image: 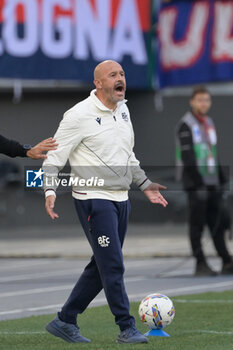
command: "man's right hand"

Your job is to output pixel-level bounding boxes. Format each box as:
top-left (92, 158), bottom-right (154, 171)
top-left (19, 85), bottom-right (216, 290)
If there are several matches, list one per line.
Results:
top-left (45, 195), bottom-right (59, 220)
top-left (27, 138), bottom-right (58, 159)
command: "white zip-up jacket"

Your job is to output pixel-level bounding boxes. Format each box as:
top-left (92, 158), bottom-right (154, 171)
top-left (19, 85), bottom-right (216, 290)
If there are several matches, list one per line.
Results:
top-left (43, 89), bottom-right (151, 201)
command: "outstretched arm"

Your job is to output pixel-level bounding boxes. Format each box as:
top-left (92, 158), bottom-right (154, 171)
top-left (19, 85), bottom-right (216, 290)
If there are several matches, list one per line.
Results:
top-left (130, 152), bottom-right (168, 207)
top-left (26, 138), bottom-right (58, 159)
top-left (143, 182), bottom-right (168, 207)
top-left (128, 113), bottom-right (168, 207)
top-left (0, 134), bottom-right (57, 159)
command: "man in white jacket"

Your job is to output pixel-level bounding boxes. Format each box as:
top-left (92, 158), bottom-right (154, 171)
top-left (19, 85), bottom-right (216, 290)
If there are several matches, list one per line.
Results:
top-left (43, 60), bottom-right (167, 344)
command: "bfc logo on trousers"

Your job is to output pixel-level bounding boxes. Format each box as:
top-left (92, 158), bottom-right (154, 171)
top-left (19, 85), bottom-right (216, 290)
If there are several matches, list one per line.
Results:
top-left (98, 236), bottom-right (110, 247)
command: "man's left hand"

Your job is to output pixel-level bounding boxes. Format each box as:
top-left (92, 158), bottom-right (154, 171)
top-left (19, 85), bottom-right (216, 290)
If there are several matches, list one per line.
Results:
top-left (143, 182), bottom-right (168, 207)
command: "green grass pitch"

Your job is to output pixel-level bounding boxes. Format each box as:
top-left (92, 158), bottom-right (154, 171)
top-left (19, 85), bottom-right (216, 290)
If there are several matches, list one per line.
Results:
top-left (0, 290), bottom-right (232, 350)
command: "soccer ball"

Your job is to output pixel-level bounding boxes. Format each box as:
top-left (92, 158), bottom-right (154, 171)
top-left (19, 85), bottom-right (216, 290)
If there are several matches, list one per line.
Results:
top-left (138, 293), bottom-right (175, 329)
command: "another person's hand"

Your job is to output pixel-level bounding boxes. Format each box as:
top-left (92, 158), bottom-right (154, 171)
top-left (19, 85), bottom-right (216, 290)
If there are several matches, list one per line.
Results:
top-left (143, 182), bottom-right (168, 207)
top-left (26, 138), bottom-right (58, 159)
top-left (45, 195), bottom-right (59, 220)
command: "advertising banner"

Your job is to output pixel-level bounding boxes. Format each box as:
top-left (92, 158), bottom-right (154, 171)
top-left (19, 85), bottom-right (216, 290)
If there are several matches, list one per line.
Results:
top-left (0, 0), bottom-right (152, 88)
top-left (158, 0), bottom-right (233, 88)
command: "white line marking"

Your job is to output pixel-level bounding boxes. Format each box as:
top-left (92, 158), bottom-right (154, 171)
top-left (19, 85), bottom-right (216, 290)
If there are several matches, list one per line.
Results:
top-left (183, 330), bottom-right (233, 335)
top-left (0, 268), bottom-right (83, 283)
top-left (23, 304), bottom-right (63, 312)
top-left (0, 285), bottom-right (74, 298)
top-left (0, 257), bottom-right (183, 275)
top-left (0, 278), bottom-right (233, 301)
top-left (174, 299), bottom-right (233, 304)
top-left (0, 260), bottom-right (53, 271)
top-left (0, 304), bottom-right (63, 316)
top-left (0, 268), bottom-right (149, 284)
top-left (1, 279), bottom-right (233, 318)
top-left (0, 298), bottom-right (111, 316)
top-left (0, 329), bottom-right (232, 336)
top-left (0, 309), bottom-right (26, 316)
top-left (0, 331), bottom-right (47, 335)
top-left (125, 260), bottom-right (171, 268)
top-left (160, 280), bottom-right (233, 295)
top-left (0, 277), bottom-right (147, 299)
top-left (125, 276), bottom-right (147, 283)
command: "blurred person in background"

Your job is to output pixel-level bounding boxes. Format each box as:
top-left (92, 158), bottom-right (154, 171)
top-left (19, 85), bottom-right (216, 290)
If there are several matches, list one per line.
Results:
top-left (176, 86), bottom-right (233, 276)
top-left (43, 60), bottom-right (168, 344)
top-left (0, 135), bottom-right (57, 159)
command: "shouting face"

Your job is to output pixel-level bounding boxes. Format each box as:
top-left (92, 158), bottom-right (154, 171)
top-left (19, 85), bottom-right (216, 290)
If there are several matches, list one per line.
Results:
top-left (94, 60), bottom-right (126, 110)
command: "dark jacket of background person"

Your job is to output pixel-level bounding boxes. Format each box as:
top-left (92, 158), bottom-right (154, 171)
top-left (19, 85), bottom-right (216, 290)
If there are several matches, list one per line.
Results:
top-left (0, 134), bottom-right (27, 158)
top-left (176, 118), bottom-right (228, 191)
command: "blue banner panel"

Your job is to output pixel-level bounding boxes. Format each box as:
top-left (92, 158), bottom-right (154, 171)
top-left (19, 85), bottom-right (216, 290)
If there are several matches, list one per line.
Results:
top-left (0, 0), bottom-right (152, 88)
top-left (158, 0), bottom-right (233, 88)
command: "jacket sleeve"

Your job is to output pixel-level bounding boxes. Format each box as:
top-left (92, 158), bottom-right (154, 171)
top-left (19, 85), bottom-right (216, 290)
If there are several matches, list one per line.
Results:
top-left (42, 109), bottom-right (83, 196)
top-left (129, 152), bottom-right (152, 190)
top-left (178, 122), bottom-right (204, 189)
top-left (0, 134), bottom-right (26, 157)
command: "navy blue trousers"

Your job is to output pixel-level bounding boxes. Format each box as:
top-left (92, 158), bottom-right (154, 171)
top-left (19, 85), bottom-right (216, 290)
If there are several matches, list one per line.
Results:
top-left (59, 198), bottom-right (135, 331)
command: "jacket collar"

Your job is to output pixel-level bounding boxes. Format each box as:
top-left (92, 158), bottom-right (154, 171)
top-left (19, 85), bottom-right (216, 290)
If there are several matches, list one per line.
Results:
top-left (90, 89), bottom-right (127, 112)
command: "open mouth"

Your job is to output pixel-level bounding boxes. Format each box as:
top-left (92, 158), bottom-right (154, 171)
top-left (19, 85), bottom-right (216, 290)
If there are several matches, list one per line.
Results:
top-left (114, 84), bottom-right (125, 93)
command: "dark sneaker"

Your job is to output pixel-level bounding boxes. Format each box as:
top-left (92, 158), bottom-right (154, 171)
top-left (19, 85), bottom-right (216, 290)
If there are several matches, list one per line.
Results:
top-left (117, 326), bottom-right (148, 344)
top-left (45, 315), bottom-right (90, 343)
top-left (195, 261), bottom-right (218, 277)
top-left (222, 262), bottom-right (233, 275)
